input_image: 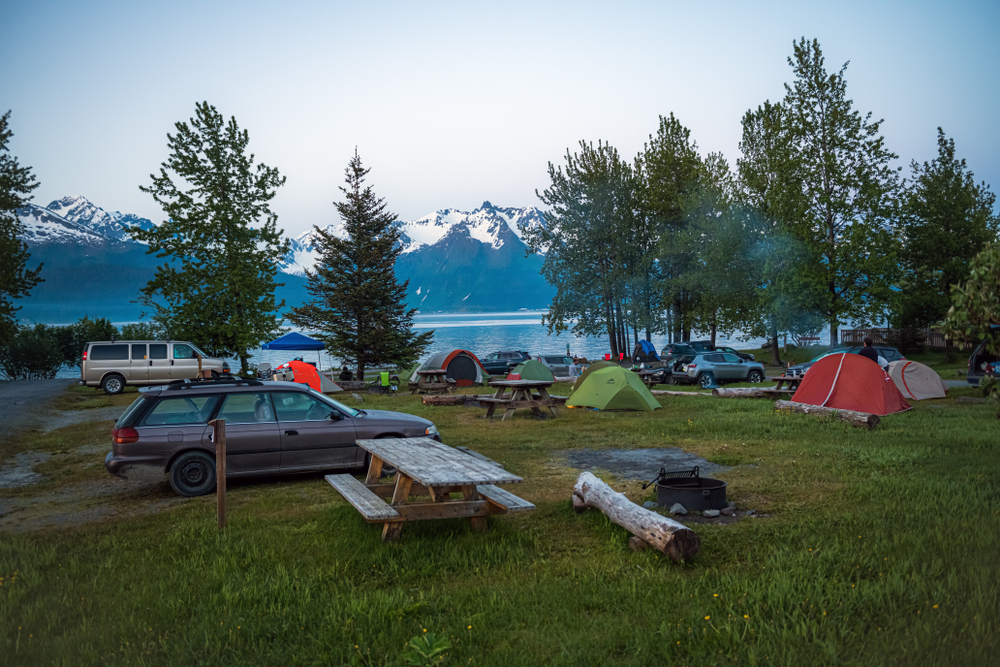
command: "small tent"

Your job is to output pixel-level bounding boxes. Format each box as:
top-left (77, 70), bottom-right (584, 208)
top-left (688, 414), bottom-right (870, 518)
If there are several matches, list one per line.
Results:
top-left (572, 360), bottom-right (620, 391)
top-left (509, 359), bottom-right (555, 382)
top-left (567, 366), bottom-right (661, 411)
top-left (887, 360), bottom-right (947, 400)
top-left (791, 353), bottom-right (911, 416)
top-left (413, 350), bottom-right (488, 387)
top-left (277, 359), bottom-right (343, 393)
top-left (631, 340), bottom-right (660, 363)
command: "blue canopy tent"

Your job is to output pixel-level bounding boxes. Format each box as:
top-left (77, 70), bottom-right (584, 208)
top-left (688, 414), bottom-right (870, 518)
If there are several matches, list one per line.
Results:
top-left (262, 332), bottom-right (325, 371)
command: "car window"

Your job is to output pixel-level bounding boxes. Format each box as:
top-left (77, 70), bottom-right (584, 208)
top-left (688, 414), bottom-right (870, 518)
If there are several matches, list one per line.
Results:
top-left (149, 343), bottom-right (167, 359)
top-left (216, 392), bottom-right (275, 423)
top-left (705, 354), bottom-right (725, 363)
top-left (273, 392), bottom-right (334, 421)
top-left (722, 353), bottom-right (741, 363)
top-left (563, 357), bottom-right (573, 364)
top-left (131, 343), bottom-right (147, 360)
top-left (173, 344), bottom-right (197, 360)
top-left (118, 396), bottom-right (151, 427)
top-left (484, 353), bottom-right (497, 361)
top-left (545, 357), bottom-right (561, 364)
top-left (142, 395), bottom-right (220, 426)
top-left (90, 344), bottom-right (129, 360)
top-left (304, 387), bottom-right (361, 418)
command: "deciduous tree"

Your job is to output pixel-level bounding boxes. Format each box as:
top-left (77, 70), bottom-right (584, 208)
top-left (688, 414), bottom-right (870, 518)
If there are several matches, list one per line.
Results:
top-left (132, 102), bottom-right (289, 374)
top-left (288, 151), bottom-right (431, 378)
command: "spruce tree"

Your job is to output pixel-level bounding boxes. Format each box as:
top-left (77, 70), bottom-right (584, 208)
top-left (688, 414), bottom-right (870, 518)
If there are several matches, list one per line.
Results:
top-left (132, 102), bottom-right (289, 374)
top-left (289, 151), bottom-right (431, 379)
top-left (0, 111), bottom-right (43, 341)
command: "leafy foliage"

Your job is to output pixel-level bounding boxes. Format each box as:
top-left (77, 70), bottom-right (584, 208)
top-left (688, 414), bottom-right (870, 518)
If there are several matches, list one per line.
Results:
top-left (50, 315), bottom-right (118, 368)
top-left (894, 128), bottom-right (999, 330)
top-left (288, 152), bottom-right (432, 377)
top-left (0, 324), bottom-right (63, 380)
top-left (132, 102), bottom-right (289, 374)
top-left (118, 320), bottom-right (167, 341)
top-left (401, 632), bottom-right (451, 666)
top-left (0, 111), bottom-right (43, 340)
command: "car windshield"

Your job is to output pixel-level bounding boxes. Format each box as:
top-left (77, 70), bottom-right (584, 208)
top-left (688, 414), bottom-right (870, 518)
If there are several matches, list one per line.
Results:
top-left (307, 387), bottom-right (360, 417)
top-left (810, 348), bottom-right (849, 362)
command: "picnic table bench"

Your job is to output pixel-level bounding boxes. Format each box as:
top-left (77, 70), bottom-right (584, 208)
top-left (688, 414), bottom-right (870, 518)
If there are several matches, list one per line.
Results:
top-left (327, 437), bottom-right (534, 541)
top-left (761, 375), bottom-right (802, 398)
top-left (482, 379), bottom-right (564, 421)
top-left (409, 369), bottom-right (455, 395)
top-left (638, 369), bottom-right (662, 387)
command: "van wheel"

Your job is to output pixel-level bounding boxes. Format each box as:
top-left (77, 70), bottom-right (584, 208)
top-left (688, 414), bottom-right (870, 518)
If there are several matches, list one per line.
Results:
top-left (102, 374), bottom-right (125, 395)
top-left (169, 451), bottom-right (216, 497)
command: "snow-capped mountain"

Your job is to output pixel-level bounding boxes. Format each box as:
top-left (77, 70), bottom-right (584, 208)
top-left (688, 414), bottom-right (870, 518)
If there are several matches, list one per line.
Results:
top-left (16, 196), bottom-right (157, 246)
top-left (279, 201), bottom-right (547, 276)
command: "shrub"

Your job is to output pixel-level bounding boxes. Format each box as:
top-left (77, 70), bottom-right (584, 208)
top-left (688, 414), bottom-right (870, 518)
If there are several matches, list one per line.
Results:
top-left (0, 324), bottom-right (65, 380)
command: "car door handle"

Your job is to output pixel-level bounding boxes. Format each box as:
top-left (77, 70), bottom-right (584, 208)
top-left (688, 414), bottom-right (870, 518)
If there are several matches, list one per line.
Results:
top-left (284, 430), bottom-right (298, 436)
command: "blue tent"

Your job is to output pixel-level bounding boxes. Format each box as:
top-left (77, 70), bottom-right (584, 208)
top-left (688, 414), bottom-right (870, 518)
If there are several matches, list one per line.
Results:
top-left (262, 332), bottom-right (326, 370)
top-left (631, 339), bottom-right (660, 362)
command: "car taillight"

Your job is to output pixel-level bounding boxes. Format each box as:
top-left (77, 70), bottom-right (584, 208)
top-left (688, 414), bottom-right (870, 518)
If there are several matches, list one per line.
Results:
top-left (689, 363), bottom-right (697, 369)
top-left (82, 349), bottom-right (88, 361)
top-left (112, 426), bottom-right (139, 444)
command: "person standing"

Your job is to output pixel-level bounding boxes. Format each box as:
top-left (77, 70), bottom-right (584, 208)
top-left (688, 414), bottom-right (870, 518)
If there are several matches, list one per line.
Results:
top-left (858, 337), bottom-right (879, 364)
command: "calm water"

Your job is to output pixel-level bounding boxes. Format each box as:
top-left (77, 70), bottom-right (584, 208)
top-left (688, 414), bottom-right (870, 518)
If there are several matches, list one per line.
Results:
top-left (58, 311), bottom-right (832, 378)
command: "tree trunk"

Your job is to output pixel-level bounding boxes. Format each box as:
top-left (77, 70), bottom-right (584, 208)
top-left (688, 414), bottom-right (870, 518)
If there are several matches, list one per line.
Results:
top-left (710, 314), bottom-right (717, 347)
top-left (572, 471), bottom-right (700, 562)
top-left (713, 387), bottom-right (768, 398)
top-left (830, 320), bottom-right (838, 347)
top-left (774, 399), bottom-right (882, 430)
top-left (605, 297), bottom-right (617, 359)
top-left (769, 321), bottom-right (782, 366)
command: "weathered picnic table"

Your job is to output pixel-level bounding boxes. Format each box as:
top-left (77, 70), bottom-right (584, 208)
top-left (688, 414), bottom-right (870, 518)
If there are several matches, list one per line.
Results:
top-left (482, 379), bottom-right (564, 420)
top-left (326, 437), bottom-right (534, 541)
top-left (762, 375), bottom-right (802, 398)
top-left (409, 368), bottom-right (455, 395)
top-left (638, 369), bottom-right (662, 387)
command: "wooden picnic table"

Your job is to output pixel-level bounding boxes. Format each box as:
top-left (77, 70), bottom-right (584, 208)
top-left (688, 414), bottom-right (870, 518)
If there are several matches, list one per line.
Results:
top-left (762, 374), bottom-right (802, 398)
top-left (326, 437), bottom-right (534, 541)
top-left (483, 379), bottom-right (564, 421)
top-left (638, 369), bottom-right (662, 387)
top-left (410, 368), bottom-right (455, 395)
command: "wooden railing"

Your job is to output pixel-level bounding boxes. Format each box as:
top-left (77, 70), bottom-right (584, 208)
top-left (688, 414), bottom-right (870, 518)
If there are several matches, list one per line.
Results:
top-left (840, 328), bottom-right (950, 348)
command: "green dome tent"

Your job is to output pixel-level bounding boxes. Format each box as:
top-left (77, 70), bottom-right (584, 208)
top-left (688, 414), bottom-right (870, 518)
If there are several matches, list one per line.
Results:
top-left (572, 360), bottom-right (621, 391)
top-left (567, 366), bottom-right (661, 411)
top-left (510, 359), bottom-right (555, 382)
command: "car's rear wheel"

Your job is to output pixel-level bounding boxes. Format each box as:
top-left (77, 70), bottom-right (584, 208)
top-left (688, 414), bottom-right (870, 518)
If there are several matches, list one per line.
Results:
top-left (665, 374), bottom-right (677, 385)
top-left (698, 372), bottom-right (715, 389)
top-left (101, 373), bottom-right (125, 395)
top-left (169, 451), bottom-right (216, 497)
top-left (747, 370), bottom-right (764, 383)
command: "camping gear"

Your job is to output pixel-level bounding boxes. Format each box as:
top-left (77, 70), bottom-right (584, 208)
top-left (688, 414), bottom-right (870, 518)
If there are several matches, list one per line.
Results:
top-left (566, 366), bottom-right (661, 411)
top-left (631, 340), bottom-right (660, 363)
top-left (791, 353), bottom-right (911, 416)
top-left (642, 467), bottom-right (728, 511)
top-left (572, 360), bottom-right (620, 391)
top-left (509, 359), bottom-right (555, 382)
top-left (262, 332), bottom-right (326, 371)
top-left (277, 360), bottom-right (343, 393)
top-left (887, 360), bottom-right (947, 400)
top-left (413, 350), bottom-right (488, 386)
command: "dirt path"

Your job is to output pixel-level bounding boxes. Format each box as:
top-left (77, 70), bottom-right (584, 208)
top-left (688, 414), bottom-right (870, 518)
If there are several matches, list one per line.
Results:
top-left (0, 378), bottom-right (79, 438)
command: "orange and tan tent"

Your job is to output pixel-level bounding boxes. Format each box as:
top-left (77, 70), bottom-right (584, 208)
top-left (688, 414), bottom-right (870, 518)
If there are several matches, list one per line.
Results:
top-left (887, 360), bottom-right (947, 400)
top-left (791, 353), bottom-right (911, 416)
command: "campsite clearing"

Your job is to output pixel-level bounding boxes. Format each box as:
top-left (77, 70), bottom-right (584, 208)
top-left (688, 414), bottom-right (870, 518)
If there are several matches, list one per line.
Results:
top-left (2, 353), bottom-right (998, 666)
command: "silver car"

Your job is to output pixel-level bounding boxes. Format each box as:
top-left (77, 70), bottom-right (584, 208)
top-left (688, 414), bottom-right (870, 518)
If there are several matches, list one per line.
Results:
top-left (534, 354), bottom-right (575, 376)
top-left (678, 352), bottom-right (766, 388)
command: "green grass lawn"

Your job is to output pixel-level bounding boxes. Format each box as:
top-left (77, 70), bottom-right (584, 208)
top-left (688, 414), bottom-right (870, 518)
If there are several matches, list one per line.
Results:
top-left (1, 379), bottom-right (998, 666)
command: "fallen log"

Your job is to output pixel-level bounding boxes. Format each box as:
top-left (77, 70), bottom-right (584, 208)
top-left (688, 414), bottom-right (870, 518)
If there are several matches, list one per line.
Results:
top-left (774, 400), bottom-right (881, 430)
top-left (712, 387), bottom-right (768, 398)
top-left (421, 395), bottom-right (469, 406)
top-left (572, 471), bottom-right (700, 562)
top-left (650, 390), bottom-right (712, 397)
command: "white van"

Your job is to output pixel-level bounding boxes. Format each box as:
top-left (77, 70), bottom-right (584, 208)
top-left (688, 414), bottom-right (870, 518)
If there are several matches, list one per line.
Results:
top-left (80, 341), bottom-right (230, 394)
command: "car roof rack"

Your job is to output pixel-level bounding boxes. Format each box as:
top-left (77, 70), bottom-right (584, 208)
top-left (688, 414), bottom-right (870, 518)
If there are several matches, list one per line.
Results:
top-left (165, 376), bottom-right (264, 390)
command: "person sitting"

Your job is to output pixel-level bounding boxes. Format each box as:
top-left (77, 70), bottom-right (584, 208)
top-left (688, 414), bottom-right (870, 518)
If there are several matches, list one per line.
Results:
top-left (339, 365), bottom-right (354, 382)
top-left (858, 337), bottom-right (879, 364)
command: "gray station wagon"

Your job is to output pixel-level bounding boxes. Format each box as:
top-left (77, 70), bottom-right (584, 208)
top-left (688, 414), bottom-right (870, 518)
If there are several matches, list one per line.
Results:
top-left (106, 378), bottom-right (441, 496)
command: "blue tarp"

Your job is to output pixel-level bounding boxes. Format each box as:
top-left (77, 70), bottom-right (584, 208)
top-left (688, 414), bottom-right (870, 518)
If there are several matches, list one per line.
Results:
top-left (638, 340), bottom-right (657, 355)
top-left (262, 332), bottom-right (325, 351)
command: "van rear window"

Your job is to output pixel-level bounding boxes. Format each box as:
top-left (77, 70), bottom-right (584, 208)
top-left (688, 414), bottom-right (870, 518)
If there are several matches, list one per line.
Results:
top-left (90, 344), bottom-right (129, 360)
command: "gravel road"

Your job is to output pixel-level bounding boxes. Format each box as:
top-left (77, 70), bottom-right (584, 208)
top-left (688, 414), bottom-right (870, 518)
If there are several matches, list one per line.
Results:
top-left (0, 378), bottom-right (80, 438)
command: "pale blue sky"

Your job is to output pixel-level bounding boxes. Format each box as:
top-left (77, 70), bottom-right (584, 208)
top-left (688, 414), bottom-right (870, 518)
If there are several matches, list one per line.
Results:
top-left (4, 0), bottom-right (998, 237)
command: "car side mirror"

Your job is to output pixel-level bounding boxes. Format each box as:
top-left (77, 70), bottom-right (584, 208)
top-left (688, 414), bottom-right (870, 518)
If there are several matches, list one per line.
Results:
top-left (329, 411), bottom-right (343, 421)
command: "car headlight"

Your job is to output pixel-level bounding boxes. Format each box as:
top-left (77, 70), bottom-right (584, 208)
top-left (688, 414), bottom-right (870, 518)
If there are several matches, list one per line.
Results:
top-left (424, 424), bottom-right (438, 436)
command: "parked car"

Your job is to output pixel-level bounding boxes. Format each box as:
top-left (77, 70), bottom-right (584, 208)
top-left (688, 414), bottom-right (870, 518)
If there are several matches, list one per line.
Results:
top-left (786, 346), bottom-right (904, 377)
top-left (659, 341), bottom-right (713, 366)
top-left (81, 340), bottom-right (230, 395)
top-left (713, 346), bottom-right (755, 361)
top-left (105, 377), bottom-right (441, 496)
top-left (967, 332), bottom-right (1000, 385)
top-left (533, 354), bottom-right (576, 377)
top-left (674, 352), bottom-right (767, 388)
top-left (479, 350), bottom-right (531, 375)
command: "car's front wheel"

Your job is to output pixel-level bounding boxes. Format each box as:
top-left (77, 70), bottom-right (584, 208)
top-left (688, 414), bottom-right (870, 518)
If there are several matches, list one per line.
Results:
top-left (169, 451), bottom-right (216, 497)
top-left (747, 370), bottom-right (764, 383)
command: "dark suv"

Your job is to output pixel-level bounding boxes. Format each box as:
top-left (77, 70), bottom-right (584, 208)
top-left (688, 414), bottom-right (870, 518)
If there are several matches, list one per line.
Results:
top-left (105, 378), bottom-right (441, 496)
top-left (479, 351), bottom-right (531, 375)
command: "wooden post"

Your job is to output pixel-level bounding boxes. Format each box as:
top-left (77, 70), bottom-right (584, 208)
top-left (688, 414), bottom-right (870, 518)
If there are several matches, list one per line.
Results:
top-left (210, 419), bottom-right (227, 529)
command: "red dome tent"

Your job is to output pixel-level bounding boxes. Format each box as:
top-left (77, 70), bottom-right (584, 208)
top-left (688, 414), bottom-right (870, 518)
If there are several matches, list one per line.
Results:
top-left (792, 353), bottom-right (911, 416)
top-left (412, 350), bottom-right (488, 387)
